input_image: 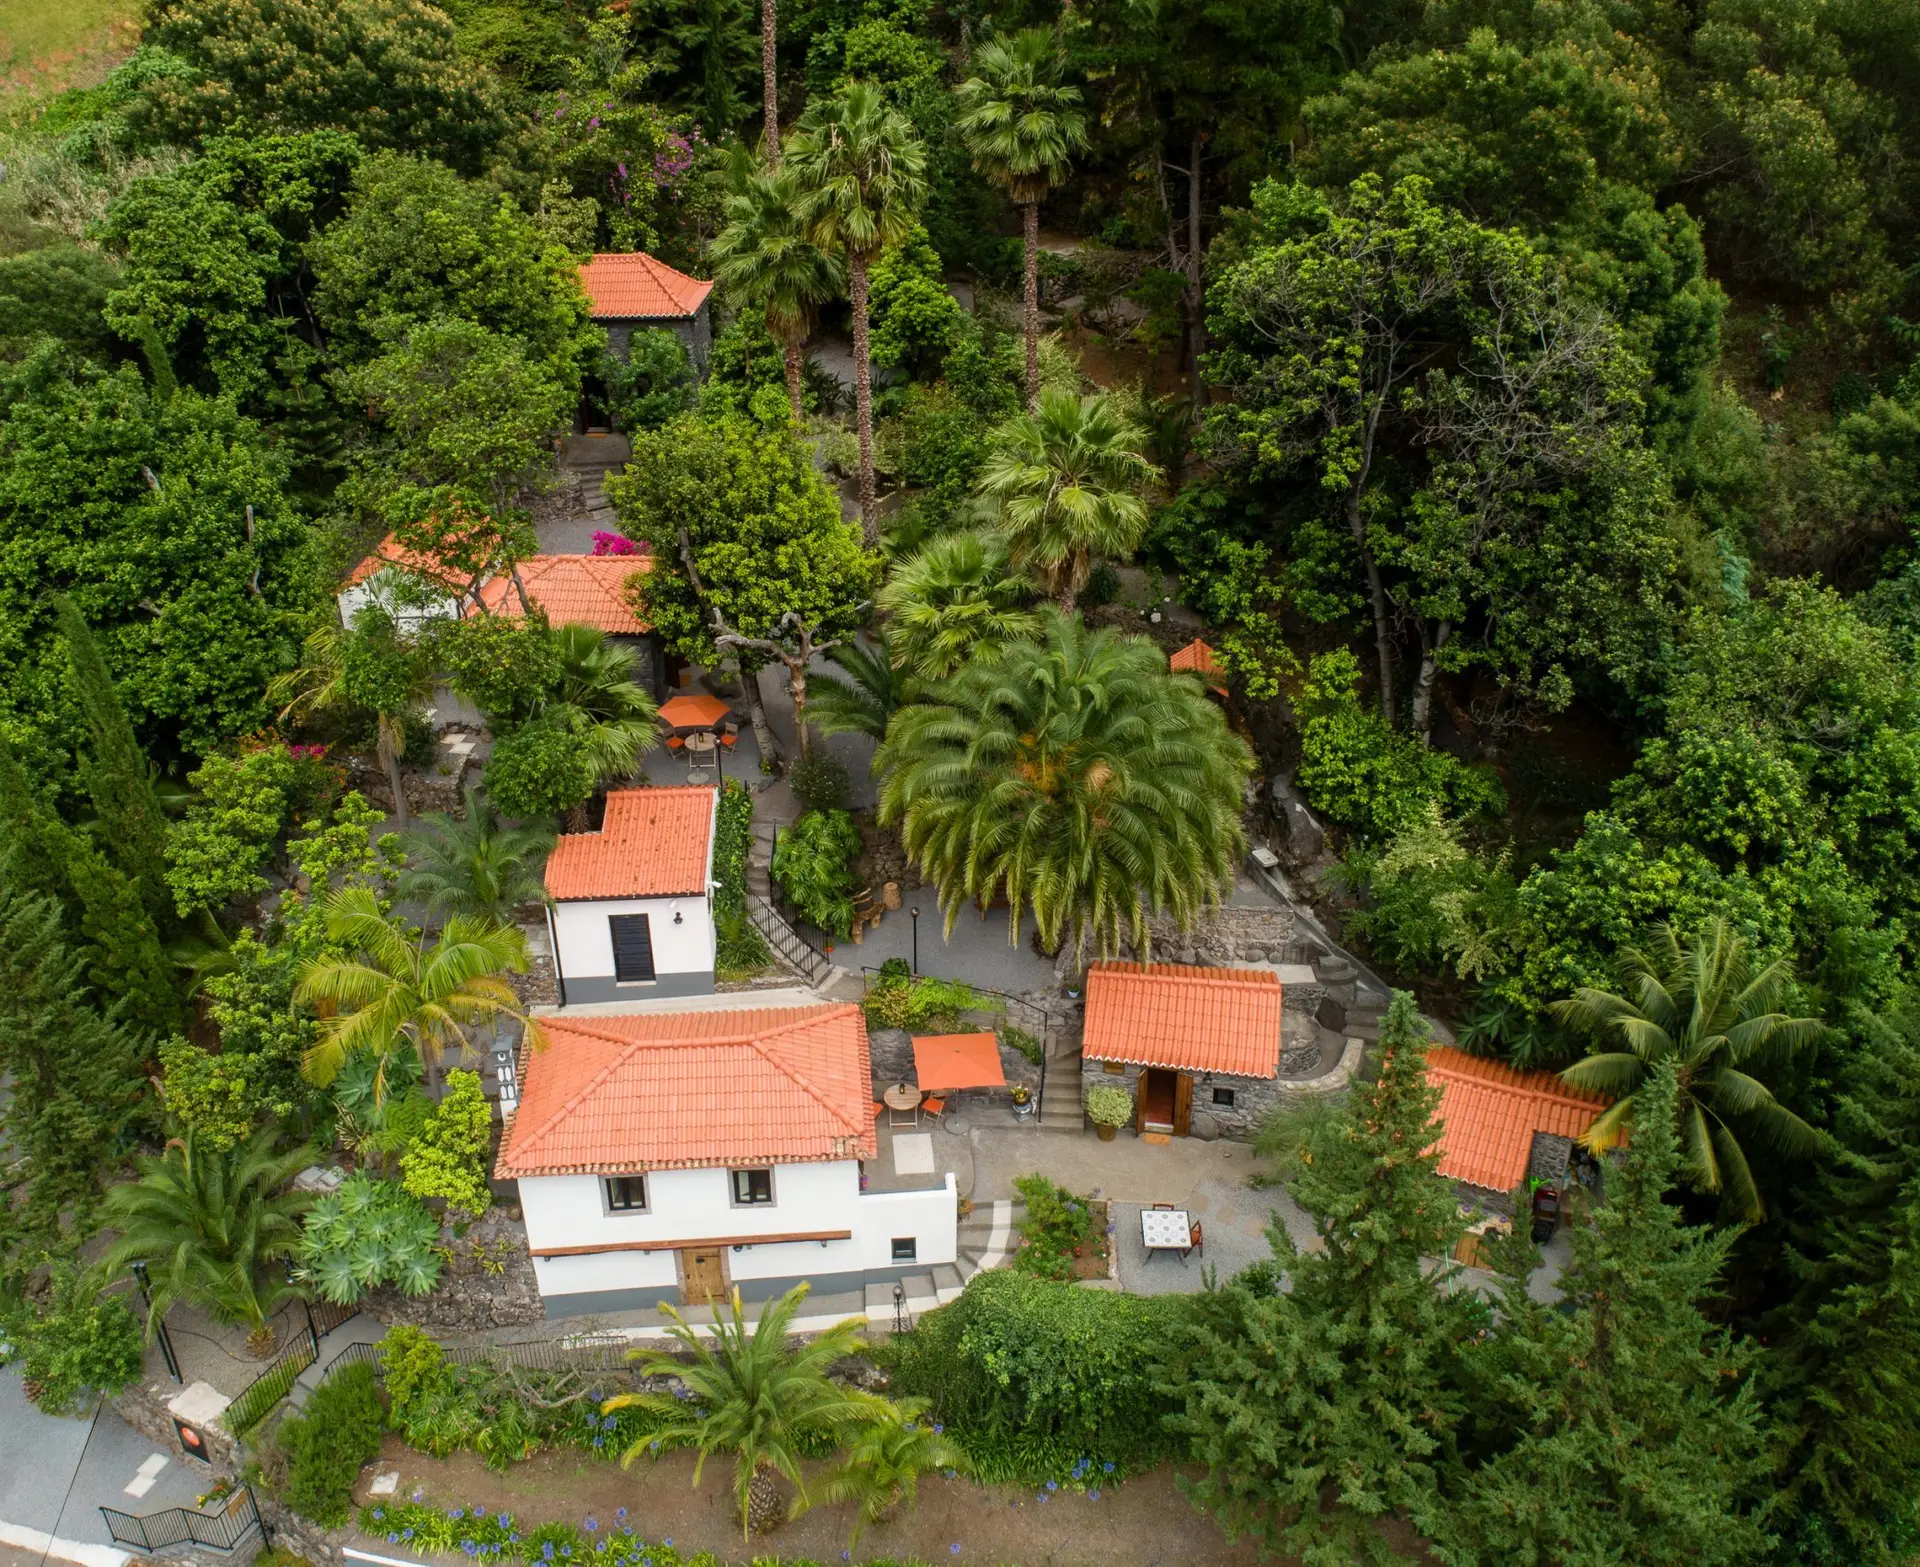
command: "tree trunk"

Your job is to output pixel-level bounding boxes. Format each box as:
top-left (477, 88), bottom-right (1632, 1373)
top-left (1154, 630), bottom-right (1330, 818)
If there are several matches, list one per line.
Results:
top-left (789, 659), bottom-right (812, 759)
top-left (378, 713), bottom-right (411, 831)
top-left (849, 252), bottom-right (878, 545)
top-left (760, 0), bottom-right (779, 165)
top-left (1185, 129), bottom-right (1207, 396)
top-left (1411, 621), bottom-right (1452, 745)
top-left (782, 334), bottom-right (805, 426)
top-left (746, 1464), bottom-right (783, 1535)
top-left (1023, 201), bottom-right (1042, 410)
top-left (1345, 485), bottom-right (1395, 722)
top-left (740, 658), bottom-right (781, 771)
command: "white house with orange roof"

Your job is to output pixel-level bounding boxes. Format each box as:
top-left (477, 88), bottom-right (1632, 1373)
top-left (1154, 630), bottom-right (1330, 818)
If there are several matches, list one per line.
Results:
top-left (496, 997), bottom-right (958, 1316)
top-left (542, 787), bottom-right (719, 1004)
top-left (1079, 961), bottom-right (1288, 1140)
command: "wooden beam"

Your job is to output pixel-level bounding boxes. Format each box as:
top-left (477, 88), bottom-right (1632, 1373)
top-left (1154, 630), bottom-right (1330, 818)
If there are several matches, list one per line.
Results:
top-left (531, 1229), bottom-right (853, 1258)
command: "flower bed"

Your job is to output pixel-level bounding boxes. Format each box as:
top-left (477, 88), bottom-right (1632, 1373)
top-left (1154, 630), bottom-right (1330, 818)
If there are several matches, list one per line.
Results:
top-left (1009, 1176), bottom-right (1109, 1282)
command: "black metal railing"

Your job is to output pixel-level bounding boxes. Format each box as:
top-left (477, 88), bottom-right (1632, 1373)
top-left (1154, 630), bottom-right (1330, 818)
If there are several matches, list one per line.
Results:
top-left (101, 1486), bottom-right (264, 1556)
top-left (225, 1303), bottom-right (361, 1437)
top-left (307, 1331), bottom-right (636, 1396)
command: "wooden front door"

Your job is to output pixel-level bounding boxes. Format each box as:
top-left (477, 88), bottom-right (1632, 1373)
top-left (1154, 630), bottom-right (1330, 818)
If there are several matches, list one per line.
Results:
top-left (679, 1246), bottom-right (728, 1306)
top-left (1172, 1072), bottom-right (1193, 1137)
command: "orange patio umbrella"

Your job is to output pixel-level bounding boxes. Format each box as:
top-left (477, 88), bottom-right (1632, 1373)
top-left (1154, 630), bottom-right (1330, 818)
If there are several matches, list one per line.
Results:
top-left (911, 1033), bottom-right (1007, 1092)
top-left (657, 693), bottom-right (733, 732)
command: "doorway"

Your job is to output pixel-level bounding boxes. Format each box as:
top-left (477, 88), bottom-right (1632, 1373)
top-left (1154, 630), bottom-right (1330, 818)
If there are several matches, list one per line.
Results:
top-left (679, 1246), bottom-right (728, 1306)
top-left (1140, 1069), bottom-right (1178, 1132)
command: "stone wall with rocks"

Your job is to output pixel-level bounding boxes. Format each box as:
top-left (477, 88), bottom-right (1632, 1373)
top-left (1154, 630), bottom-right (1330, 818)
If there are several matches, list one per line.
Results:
top-left (867, 1026), bottom-right (1041, 1102)
top-left (114, 1379), bottom-right (242, 1477)
top-left (365, 1209), bottom-right (545, 1330)
top-left (1147, 904), bottom-right (1304, 966)
top-left (1077, 1059), bottom-right (1288, 1142)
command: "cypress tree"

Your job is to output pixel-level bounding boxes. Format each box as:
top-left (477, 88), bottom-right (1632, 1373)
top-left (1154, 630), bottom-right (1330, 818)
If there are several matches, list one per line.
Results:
top-left (56, 595), bottom-right (172, 924)
top-left (1437, 1059), bottom-right (1772, 1566)
top-left (1763, 1003), bottom-right (1920, 1560)
top-left (1176, 992), bottom-right (1469, 1563)
top-left (0, 887), bottom-right (152, 1232)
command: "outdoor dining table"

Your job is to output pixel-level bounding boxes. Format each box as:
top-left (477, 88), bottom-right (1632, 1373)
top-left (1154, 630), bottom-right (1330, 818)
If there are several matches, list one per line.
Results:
top-left (1141, 1207), bottom-right (1195, 1261)
top-left (883, 1081), bottom-right (924, 1128)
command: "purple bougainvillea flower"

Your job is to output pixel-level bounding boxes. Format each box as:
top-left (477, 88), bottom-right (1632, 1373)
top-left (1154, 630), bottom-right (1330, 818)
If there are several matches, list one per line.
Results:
top-left (589, 117), bottom-right (601, 129)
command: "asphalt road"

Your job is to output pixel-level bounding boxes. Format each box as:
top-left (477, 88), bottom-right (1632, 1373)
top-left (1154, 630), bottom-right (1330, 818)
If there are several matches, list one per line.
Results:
top-left (0, 1368), bottom-right (210, 1567)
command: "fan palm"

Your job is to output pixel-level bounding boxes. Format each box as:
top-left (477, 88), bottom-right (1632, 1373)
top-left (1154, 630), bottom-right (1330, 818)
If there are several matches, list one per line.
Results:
top-left (270, 611), bottom-right (436, 829)
top-left (399, 785), bottom-right (554, 926)
top-left (712, 160), bottom-right (844, 424)
top-left (877, 530), bottom-right (1039, 681)
top-left (1555, 918), bottom-right (1825, 1220)
top-left (607, 1284), bottom-right (883, 1539)
top-left (787, 82), bottom-right (929, 544)
top-left (98, 1128), bottom-right (316, 1356)
top-left (978, 390), bottom-right (1158, 610)
top-left (793, 1395), bottom-right (970, 1542)
top-left (955, 29), bottom-right (1088, 407)
top-left (875, 608), bottom-right (1252, 975)
top-left (541, 624), bottom-right (661, 790)
top-left (293, 886), bottom-right (547, 1100)
top-left (806, 636), bottom-right (915, 741)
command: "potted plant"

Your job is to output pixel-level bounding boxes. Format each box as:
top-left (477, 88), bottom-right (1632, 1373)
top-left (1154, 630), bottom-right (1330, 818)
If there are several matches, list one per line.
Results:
top-left (1085, 1082), bottom-right (1134, 1141)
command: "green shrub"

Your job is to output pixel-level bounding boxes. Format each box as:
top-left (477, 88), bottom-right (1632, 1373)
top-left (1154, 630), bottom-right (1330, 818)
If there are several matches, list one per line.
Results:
top-left (297, 1174), bottom-right (442, 1303)
top-left (279, 1362), bottom-right (382, 1526)
top-left (376, 1325), bottom-right (452, 1425)
top-left (771, 808), bottom-right (863, 939)
top-left (710, 782), bottom-right (770, 975)
top-left (2, 1268), bottom-right (144, 1416)
top-left (485, 713), bottom-right (597, 820)
top-left (401, 1070), bottom-right (493, 1218)
top-left (1084, 1081), bottom-right (1134, 1127)
top-left (788, 751), bottom-right (852, 814)
top-left (863, 969), bottom-right (987, 1031)
top-left (999, 1024), bottom-right (1044, 1066)
top-left (884, 1270), bottom-right (1188, 1474)
top-left (1010, 1174), bottom-right (1098, 1282)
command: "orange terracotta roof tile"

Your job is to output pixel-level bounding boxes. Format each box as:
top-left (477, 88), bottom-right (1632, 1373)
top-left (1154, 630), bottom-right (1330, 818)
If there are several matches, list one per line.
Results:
top-left (497, 1004), bottom-right (876, 1177)
top-left (1170, 638), bottom-right (1224, 685)
top-left (543, 787), bottom-right (716, 901)
top-left (1082, 962), bottom-right (1284, 1078)
top-left (1424, 1046), bottom-right (1609, 1193)
top-left (342, 533), bottom-right (468, 593)
top-left (579, 252), bottom-right (714, 319)
top-left (473, 555), bottom-right (653, 634)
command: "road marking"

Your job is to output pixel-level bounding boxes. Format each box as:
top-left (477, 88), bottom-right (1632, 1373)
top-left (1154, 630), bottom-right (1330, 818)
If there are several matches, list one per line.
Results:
top-left (122, 1453), bottom-right (168, 1498)
top-left (0, 1519), bottom-right (129, 1567)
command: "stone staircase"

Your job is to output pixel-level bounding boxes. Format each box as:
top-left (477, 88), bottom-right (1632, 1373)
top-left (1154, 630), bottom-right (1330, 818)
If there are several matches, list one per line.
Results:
top-left (1039, 1036), bottom-right (1085, 1132)
top-left (745, 818), bottom-right (834, 988)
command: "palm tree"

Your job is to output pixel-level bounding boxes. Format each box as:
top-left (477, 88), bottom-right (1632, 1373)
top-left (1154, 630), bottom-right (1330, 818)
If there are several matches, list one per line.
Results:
top-left (1555, 919), bottom-right (1825, 1220)
top-left (293, 886), bottom-right (547, 1100)
top-left (788, 82), bottom-right (929, 544)
top-left (955, 29), bottom-right (1089, 407)
top-left (399, 785), bottom-right (553, 927)
top-left (99, 1128), bottom-right (315, 1357)
top-left (877, 529), bottom-right (1039, 681)
top-left (543, 624), bottom-right (661, 788)
top-left (712, 162), bottom-right (844, 425)
top-left (794, 1395), bottom-right (970, 1542)
top-left (271, 611), bottom-right (435, 829)
top-left (759, 0), bottom-right (780, 162)
top-left (806, 636), bottom-right (915, 741)
top-left (606, 1284), bottom-right (883, 1538)
top-left (876, 608), bottom-right (1252, 977)
top-left (978, 390), bottom-right (1159, 610)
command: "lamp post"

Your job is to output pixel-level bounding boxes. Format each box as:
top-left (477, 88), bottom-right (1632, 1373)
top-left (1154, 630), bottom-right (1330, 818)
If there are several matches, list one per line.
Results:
top-left (909, 907), bottom-right (920, 975)
top-left (892, 1281), bottom-right (909, 1334)
top-left (131, 1260), bottom-right (183, 1384)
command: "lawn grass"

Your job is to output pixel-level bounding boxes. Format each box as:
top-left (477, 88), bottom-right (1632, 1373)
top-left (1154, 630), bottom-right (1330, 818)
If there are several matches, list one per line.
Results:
top-left (0, 0), bottom-right (139, 104)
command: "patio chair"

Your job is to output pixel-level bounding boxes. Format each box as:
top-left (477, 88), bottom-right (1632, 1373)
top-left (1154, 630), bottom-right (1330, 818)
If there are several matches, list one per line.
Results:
top-left (920, 1095), bottom-right (946, 1125)
top-left (665, 734), bottom-right (685, 751)
top-left (720, 719), bottom-right (740, 749)
top-left (1189, 1222), bottom-right (1204, 1258)
top-left (872, 1100), bottom-right (885, 1120)
top-left (1152, 1202), bottom-right (1175, 1210)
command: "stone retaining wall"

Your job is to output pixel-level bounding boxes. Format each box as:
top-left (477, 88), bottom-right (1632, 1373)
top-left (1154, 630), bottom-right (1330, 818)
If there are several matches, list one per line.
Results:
top-left (1147, 904), bottom-right (1303, 966)
top-left (365, 1210), bottom-right (545, 1330)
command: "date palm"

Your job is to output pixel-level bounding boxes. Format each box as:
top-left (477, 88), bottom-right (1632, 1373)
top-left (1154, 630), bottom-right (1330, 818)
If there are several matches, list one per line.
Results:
top-left (877, 530), bottom-right (1039, 681)
top-left (876, 608), bottom-right (1251, 976)
top-left (98, 1128), bottom-right (316, 1357)
top-left (788, 82), bottom-right (929, 544)
top-left (1556, 918), bottom-right (1824, 1220)
top-left (794, 1395), bottom-right (971, 1543)
top-left (293, 886), bottom-right (547, 1101)
top-left (955, 29), bottom-right (1088, 407)
top-left (607, 1284), bottom-right (883, 1539)
top-left (712, 161), bottom-right (844, 424)
top-left (978, 390), bottom-right (1158, 610)
top-left (399, 784), bottom-right (553, 927)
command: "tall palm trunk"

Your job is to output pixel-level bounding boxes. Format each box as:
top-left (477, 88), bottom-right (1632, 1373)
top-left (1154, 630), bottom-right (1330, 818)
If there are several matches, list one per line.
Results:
top-left (1023, 200), bottom-right (1041, 409)
top-left (1184, 129), bottom-right (1206, 393)
top-left (760, 0), bottom-right (779, 164)
top-left (782, 334), bottom-right (806, 425)
top-left (849, 251), bottom-right (878, 544)
top-left (377, 712), bottom-right (411, 830)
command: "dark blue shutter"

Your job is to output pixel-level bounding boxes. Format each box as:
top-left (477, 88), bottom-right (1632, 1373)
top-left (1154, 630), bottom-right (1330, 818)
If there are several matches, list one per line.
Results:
top-left (609, 914), bottom-right (655, 981)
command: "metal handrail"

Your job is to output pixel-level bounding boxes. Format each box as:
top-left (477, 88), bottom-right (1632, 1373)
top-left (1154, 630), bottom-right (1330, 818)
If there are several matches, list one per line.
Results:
top-left (101, 1486), bottom-right (264, 1556)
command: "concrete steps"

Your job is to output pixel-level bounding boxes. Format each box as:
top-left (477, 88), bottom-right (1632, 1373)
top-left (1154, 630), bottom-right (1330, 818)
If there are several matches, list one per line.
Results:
top-left (1039, 1052), bottom-right (1084, 1130)
top-left (958, 1198), bottom-right (1017, 1276)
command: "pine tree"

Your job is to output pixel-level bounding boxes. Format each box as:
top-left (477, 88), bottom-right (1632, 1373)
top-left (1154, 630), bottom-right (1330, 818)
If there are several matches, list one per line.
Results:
top-left (1762, 1003), bottom-right (1920, 1560)
top-left (1176, 992), bottom-right (1469, 1564)
top-left (1437, 1059), bottom-right (1772, 1566)
top-left (0, 888), bottom-right (152, 1234)
top-left (0, 733), bottom-right (180, 1035)
top-left (56, 596), bottom-right (172, 924)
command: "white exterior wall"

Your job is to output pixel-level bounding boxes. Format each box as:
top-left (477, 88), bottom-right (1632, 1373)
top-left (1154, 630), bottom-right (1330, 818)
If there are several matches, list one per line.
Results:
top-left (551, 893), bottom-right (715, 987)
top-left (520, 1162), bottom-right (957, 1307)
top-left (337, 570), bottom-right (464, 633)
